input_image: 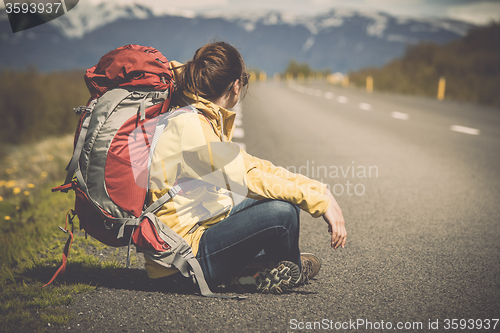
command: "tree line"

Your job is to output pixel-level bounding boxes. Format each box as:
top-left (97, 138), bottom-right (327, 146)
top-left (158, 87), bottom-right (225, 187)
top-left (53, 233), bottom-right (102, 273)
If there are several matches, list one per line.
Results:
top-left (348, 23), bottom-right (500, 107)
top-left (283, 59), bottom-right (331, 78)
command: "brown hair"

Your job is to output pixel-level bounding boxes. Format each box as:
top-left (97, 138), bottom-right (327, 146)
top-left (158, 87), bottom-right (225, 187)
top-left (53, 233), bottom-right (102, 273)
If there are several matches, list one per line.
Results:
top-left (175, 41), bottom-right (247, 101)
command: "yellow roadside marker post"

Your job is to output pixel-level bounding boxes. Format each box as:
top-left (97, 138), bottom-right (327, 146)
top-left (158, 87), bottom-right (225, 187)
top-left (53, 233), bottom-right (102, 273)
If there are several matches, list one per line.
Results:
top-left (249, 71), bottom-right (256, 83)
top-left (259, 71), bottom-right (267, 82)
top-left (342, 76), bottom-right (349, 87)
top-left (437, 76), bottom-right (446, 101)
top-left (366, 75), bottom-right (373, 93)
top-left (327, 74), bottom-right (336, 85)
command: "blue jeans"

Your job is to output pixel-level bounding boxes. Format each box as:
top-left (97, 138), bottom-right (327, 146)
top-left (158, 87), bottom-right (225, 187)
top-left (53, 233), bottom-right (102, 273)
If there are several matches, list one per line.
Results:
top-left (196, 198), bottom-right (302, 288)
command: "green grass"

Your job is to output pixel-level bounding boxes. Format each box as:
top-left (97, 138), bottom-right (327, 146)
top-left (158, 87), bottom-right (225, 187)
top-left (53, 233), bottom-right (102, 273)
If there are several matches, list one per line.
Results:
top-left (0, 136), bottom-right (129, 332)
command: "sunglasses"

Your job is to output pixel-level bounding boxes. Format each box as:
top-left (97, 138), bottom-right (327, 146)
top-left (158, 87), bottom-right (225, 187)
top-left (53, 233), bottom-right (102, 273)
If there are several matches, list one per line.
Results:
top-left (227, 73), bottom-right (250, 91)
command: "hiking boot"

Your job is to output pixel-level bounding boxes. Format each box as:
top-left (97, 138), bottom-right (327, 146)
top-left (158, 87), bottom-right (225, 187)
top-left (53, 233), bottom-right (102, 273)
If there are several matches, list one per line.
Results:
top-left (229, 261), bottom-right (301, 294)
top-left (299, 253), bottom-right (321, 285)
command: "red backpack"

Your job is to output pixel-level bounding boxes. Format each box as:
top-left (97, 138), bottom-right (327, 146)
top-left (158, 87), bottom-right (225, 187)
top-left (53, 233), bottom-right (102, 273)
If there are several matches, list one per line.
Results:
top-left (48, 44), bottom-right (235, 299)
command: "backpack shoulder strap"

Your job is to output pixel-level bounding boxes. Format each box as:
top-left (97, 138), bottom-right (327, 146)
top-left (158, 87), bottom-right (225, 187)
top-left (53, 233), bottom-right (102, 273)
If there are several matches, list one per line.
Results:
top-left (63, 99), bottom-right (97, 185)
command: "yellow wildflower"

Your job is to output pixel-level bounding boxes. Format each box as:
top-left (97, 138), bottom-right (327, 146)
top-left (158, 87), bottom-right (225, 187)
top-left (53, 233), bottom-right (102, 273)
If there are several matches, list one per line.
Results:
top-left (0, 180), bottom-right (5, 187)
top-left (6, 180), bottom-right (17, 188)
top-left (4, 216), bottom-right (11, 220)
top-left (13, 187), bottom-right (21, 195)
top-left (47, 154), bottom-right (54, 161)
top-left (40, 171), bottom-right (48, 179)
top-left (24, 191), bottom-right (30, 196)
top-left (27, 183), bottom-right (36, 188)
top-left (0, 195), bottom-right (3, 201)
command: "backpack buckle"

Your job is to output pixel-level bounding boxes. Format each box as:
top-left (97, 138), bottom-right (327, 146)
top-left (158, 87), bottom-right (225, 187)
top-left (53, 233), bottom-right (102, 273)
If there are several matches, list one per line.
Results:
top-left (73, 106), bottom-right (87, 115)
top-left (152, 90), bottom-right (169, 101)
top-left (74, 99), bottom-right (97, 115)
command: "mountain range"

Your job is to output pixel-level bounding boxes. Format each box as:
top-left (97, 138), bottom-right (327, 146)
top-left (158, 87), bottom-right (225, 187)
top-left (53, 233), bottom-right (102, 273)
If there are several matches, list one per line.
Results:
top-left (0, 2), bottom-right (475, 74)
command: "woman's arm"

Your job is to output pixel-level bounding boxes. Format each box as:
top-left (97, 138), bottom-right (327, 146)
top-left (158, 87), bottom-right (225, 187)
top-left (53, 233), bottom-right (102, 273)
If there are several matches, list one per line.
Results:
top-left (180, 113), bottom-right (346, 248)
top-left (322, 188), bottom-right (347, 249)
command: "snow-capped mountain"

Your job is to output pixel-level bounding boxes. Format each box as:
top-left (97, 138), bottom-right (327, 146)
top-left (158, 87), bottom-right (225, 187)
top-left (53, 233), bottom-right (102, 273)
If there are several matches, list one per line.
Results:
top-left (0, 3), bottom-right (475, 74)
top-left (47, 2), bottom-right (197, 39)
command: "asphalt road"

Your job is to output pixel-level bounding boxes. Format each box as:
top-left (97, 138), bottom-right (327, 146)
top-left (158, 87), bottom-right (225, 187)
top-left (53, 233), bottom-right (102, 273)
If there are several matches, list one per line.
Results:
top-left (52, 81), bottom-right (500, 332)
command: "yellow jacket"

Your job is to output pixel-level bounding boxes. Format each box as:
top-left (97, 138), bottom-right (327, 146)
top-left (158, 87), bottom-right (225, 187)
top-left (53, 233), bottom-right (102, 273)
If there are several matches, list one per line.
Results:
top-left (144, 61), bottom-right (331, 278)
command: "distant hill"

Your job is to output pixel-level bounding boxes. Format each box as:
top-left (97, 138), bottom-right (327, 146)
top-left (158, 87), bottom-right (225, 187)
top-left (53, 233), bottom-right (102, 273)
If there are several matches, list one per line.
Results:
top-left (0, 2), bottom-right (474, 74)
top-left (348, 23), bottom-right (500, 107)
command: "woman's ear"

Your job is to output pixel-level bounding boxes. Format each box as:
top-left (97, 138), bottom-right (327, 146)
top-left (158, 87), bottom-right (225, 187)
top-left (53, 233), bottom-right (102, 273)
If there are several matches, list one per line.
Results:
top-left (232, 79), bottom-right (242, 95)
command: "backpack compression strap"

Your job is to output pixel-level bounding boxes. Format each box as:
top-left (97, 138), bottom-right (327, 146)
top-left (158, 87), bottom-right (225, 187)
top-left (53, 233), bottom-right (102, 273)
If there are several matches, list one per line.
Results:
top-left (42, 210), bottom-right (75, 288)
top-left (141, 212), bottom-right (244, 300)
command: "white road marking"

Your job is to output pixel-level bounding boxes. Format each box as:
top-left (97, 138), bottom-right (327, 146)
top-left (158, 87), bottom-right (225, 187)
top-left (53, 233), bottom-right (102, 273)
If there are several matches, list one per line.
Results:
top-left (324, 92), bottom-right (334, 99)
top-left (359, 103), bottom-right (372, 110)
top-left (391, 111), bottom-right (409, 120)
top-left (337, 96), bottom-right (348, 104)
top-left (450, 125), bottom-right (480, 135)
top-left (286, 84), bottom-right (482, 139)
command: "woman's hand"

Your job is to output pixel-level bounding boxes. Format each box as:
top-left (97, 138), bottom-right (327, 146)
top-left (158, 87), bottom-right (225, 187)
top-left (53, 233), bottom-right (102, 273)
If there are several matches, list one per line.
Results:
top-left (323, 188), bottom-right (347, 249)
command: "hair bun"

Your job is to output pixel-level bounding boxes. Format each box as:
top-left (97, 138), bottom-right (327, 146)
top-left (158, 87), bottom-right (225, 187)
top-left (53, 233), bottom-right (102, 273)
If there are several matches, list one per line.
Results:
top-left (175, 42), bottom-right (246, 100)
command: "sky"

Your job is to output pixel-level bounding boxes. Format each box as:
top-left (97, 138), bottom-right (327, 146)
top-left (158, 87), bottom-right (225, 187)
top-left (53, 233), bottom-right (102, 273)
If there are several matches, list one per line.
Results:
top-left (81, 0), bottom-right (500, 25)
top-left (1, 0), bottom-right (499, 25)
